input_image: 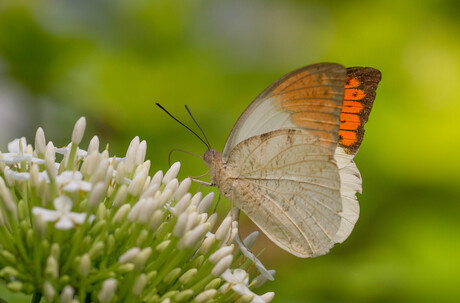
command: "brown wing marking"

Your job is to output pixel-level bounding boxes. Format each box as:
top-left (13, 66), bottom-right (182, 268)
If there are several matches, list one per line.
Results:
top-left (338, 67), bottom-right (381, 154)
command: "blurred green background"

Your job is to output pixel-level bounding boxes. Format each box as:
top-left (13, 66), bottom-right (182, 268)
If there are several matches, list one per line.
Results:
top-left (0, 0), bottom-right (459, 302)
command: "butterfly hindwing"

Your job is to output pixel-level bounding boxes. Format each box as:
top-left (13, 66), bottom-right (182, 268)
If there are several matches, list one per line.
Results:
top-left (222, 129), bottom-right (343, 257)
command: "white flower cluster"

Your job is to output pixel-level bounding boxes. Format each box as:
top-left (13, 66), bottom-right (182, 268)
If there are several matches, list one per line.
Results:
top-left (0, 117), bottom-right (274, 303)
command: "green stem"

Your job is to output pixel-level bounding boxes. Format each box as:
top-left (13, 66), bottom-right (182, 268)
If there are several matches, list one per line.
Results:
top-left (66, 143), bottom-right (78, 171)
top-left (31, 291), bottom-right (41, 303)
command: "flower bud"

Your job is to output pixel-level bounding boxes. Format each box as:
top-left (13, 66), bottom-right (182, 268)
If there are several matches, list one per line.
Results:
top-left (113, 204), bottom-right (131, 223)
top-left (43, 281), bottom-right (56, 302)
top-left (182, 223), bottom-right (210, 249)
top-left (29, 164), bottom-right (39, 187)
top-left (132, 273), bottom-right (147, 295)
top-left (173, 213), bottom-right (188, 238)
top-left (60, 286), bottom-right (75, 303)
top-left (261, 292), bottom-right (275, 302)
top-left (190, 192), bottom-right (202, 207)
top-left (134, 247), bottom-right (152, 271)
top-left (89, 182), bottom-right (106, 208)
top-left (163, 162), bottom-right (180, 185)
top-left (98, 278), bottom-right (117, 303)
top-left (209, 245), bottom-right (234, 264)
top-left (151, 170), bottom-right (163, 187)
top-left (149, 209), bottom-right (163, 231)
top-left (236, 294), bottom-right (254, 303)
top-left (35, 127), bottom-right (46, 156)
top-left (173, 193), bottom-right (191, 215)
top-left (113, 184), bottom-right (128, 207)
top-left (163, 267), bottom-right (181, 285)
top-left (119, 247), bottom-right (140, 264)
top-left (207, 213), bottom-right (218, 230)
top-left (71, 117), bottom-right (86, 145)
top-left (199, 234), bottom-right (216, 255)
top-left (197, 192), bottom-right (214, 213)
top-left (178, 268), bottom-right (197, 285)
top-left (215, 217), bottom-right (232, 241)
top-left (175, 177), bottom-right (191, 200)
top-left (195, 289), bottom-right (216, 303)
top-left (87, 136), bottom-right (99, 154)
top-left (211, 255), bottom-right (233, 277)
top-left (136, 140), bottom-right (147, 165)
top-left (45, 256), bottom-right (59, 279)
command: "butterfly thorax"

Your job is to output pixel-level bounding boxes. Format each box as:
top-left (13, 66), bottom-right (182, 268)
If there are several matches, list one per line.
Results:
top-left (203, 149), bottom-right (238, 196)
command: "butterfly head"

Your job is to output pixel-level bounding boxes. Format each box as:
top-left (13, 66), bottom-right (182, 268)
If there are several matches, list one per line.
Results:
top-left (203, 149), bottom-right (220, 167)
top-left (203, 148), bottom-right (225, 186)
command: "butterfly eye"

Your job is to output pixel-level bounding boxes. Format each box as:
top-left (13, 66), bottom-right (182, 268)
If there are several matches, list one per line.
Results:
top-left (203, 149), bottom-right (214, 167)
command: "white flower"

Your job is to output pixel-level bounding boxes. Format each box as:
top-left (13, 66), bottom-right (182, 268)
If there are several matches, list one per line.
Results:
top-left (0, 138), bottom-right (45, 165)
top-left (32, 196), bottom-right (92, 230)
top-left (220, 268), bottom-right (266, 303)
top-left (56, 171), bottom-right (92, 192)
top-left (221, 269), bottom-right (268, 303)
top-left (55, 143), bottom-right (88, 159)
top-left (221, 269), bottom-right (251, 296)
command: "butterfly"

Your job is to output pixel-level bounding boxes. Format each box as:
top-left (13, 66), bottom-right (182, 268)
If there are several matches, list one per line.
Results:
top-left (202, 63), bottom-right (381, 257)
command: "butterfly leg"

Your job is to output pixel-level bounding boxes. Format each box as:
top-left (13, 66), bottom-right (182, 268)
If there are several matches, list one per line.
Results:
top-left (212, 192), bottom-right (222, 213)
top-left (190, 178), bottom-right (215, 187)
top-left (189, 171), bottom-right (209, 179)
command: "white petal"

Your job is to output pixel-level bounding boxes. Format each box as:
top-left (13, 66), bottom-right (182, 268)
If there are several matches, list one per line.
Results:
top-left (68, 212), bottom-right (87, 224)
top-left (233, 269), bottom-right (249, 284)
top-left (76, 149), bottom-right (88, 158)
top-left (30, 157), bottom-right (45, 165)
top-left (8, 138), bottom-right (26, 153)
top-left (6, 171), bottom-right (30, 181)
top-left (39, 171), bottom-right (50, 183)
top-left (231, 284), bottom-right (252, 296)
top-left (78, 181), bottom-right (92, 192)
top-left (56, 171), bottom-right (72, 183)
top-left (63, 182), bottom-right (80, 192)
top-left (0, 154), bottom-right (34, 165)
top-left (55, 146), bottom-right (70, 155)
top-left (251, 294), bottom-right (267, 303)
top-left (54, 196), bottom-right (73, 212)
top-left (221, 269), bottom-right (238, 283)
top-left (32, 207), bottom-right (60, 222)
top-left (55, 216), bottom-right (74, 230)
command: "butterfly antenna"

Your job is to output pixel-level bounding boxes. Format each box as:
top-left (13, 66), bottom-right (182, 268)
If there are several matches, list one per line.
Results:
top-left (156, 103), bottom-right (210, 149)
top-left (185, 105), bottom-right (211, 149)
top-left (168, 148), bottom-right (202, 167)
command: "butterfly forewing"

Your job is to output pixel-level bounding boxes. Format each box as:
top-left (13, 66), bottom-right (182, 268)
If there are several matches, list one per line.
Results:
top-left (222, 129), bottom-right (342, 257)
top-left (222, 63), bottom-right (346, 162)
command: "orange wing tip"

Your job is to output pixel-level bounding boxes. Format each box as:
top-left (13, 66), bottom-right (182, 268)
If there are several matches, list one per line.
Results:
top-left (344, 77), bottom-right (360, 88)
top-left (342, 100), bottom-right (364, 113)
top-left (339, 130), bottom-right (357, 146)
top-left (344, 88), bottom-right (366, 100)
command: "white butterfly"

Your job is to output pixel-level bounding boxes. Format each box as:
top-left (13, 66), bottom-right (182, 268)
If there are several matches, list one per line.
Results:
top-left (203, 63), bottom-right (381, 257)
